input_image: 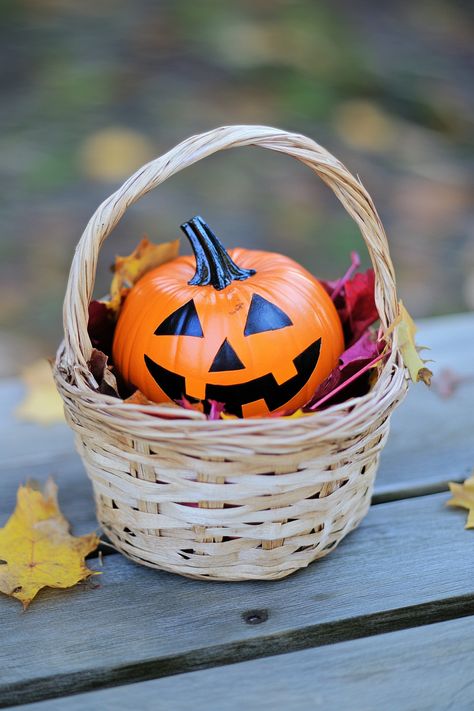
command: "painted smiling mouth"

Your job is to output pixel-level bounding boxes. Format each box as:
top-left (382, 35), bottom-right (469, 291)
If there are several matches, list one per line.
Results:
top-left (144, 338), bottom-right (321, 417)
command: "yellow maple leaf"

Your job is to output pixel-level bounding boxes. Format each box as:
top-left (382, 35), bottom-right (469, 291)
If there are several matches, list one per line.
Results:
top-left (386, 301), bottom-right (433, 385)
top-left (447, 475), bottom-right (474, 528)
top-left (16, 359), bottom-right (65, 425)
top-left (0, 479), bottom-right (100, 608)
top-left (108, 237), bottom-right (180, 313)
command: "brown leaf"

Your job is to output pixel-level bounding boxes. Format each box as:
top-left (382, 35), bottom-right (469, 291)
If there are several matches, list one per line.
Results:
top-left (88, 300), bottom-right (116, 355)
top-left (87, 349), bottom-right (119, 397)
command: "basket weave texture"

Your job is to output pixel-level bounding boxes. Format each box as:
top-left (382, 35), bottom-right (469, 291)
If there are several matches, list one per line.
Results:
top-left (54, 126), bottom-right (408, 581)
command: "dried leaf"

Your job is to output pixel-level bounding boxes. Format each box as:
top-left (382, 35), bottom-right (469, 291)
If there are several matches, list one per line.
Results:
top-left (324, 251), bottom-right (361, 301)
top-left (447, 475), bottom-right (474, 528)
top-left (88, 300), bottom-right (116, 355)
top-left (87, 349), bottom-right (119, 397)
top-left (390, 302), bottom-right (433, 385)
top-left (0, 479), bottom-right (99, 608)
top-left (340, 329), bottom-right (384, 368)
top-left (321, 256), bottom-right (379, 345)
top-left (124, 389), bottom-right (153, 405)
top-left (307, 331), bottom-right (386, 410)
top-left (16, 359), bottom-right (65, 425)
top-left (344, 269), bottom-right (379, 344)
top-left (176, 396), bottom-right (204, 414)
top-left (108, 237), bottom-right (179, 313)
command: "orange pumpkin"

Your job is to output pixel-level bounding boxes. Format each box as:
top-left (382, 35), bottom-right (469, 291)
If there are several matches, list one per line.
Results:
top-left (112, 216), bottom-right (344, 417)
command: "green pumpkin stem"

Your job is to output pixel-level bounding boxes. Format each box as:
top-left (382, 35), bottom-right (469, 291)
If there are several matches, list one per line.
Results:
top-left (180, 216), bottom-right (255, 291)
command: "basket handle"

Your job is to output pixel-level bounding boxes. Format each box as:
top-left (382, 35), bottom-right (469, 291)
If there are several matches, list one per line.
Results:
top-left (63, 125), bottom-right (399, 370)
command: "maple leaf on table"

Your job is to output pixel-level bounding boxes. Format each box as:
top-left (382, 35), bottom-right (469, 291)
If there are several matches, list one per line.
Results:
top-left (447, 475), bottom-right (474, 529)
top-left (0, 479), bottom-right (99, 608)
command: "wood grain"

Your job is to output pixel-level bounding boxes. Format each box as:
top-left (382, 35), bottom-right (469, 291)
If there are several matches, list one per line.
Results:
top-left (14, 615), bottom-right (474, 711)
top-left (377, 313), bottom-right (474, 498)
top-left (0, 492), bottom-right (472, 706)
top-left (0, 379), bottom-right (73, 469)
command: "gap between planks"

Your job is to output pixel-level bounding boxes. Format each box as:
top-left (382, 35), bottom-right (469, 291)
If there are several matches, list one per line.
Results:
top-left (1, 492), bottom-right (472, 706)
top-left (2, 592), bottom-right (474, 709)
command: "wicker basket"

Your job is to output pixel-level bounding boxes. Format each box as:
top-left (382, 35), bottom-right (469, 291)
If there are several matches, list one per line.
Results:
top-left (54, 125), bottom-right (408, 581)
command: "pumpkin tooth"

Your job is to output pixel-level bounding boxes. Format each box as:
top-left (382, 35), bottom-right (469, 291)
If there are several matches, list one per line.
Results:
top-left (184, 377), bottom-right (207, 401)
top-left (273, 361), bottom-right (299, 385)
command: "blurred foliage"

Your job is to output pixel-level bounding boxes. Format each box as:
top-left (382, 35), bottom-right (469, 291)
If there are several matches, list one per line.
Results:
top-left (0, 0), bottom-right (473, 374)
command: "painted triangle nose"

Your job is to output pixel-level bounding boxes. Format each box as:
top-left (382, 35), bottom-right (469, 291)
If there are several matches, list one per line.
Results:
top-left (209, 338), bottom-right (245, 372)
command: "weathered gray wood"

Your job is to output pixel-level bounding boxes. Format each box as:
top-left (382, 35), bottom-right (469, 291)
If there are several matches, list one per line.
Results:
top-left (0, 379), bottom-right (74, 469)
top-left (0, 492), bottom-right (473, 707)
top-left (0, 452), bottom-right (96, 537)
top-left (14, 615), bottom-right (474, 711)
top-left (378, 313), bottom-right (474, 498)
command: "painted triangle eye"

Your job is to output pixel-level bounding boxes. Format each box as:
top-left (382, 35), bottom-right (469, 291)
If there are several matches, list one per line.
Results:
top-left (155, 299), bottom-right (204, 337)
top-left (209, 339), bottom-right (245, 372)
top-left (244, 294), bottom-right (293, 336)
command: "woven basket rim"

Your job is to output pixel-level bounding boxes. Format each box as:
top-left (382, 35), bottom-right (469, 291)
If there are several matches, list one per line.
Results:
top-left (55, 124), bottom-right (407, 430)
top-left (54, 345), bottom-right (405, 436)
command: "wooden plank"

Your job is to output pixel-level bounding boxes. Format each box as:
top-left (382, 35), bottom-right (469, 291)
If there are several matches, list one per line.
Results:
top-left (0, 492), bottom-right (473, 707)
top-left (1, 454), bottom-right (97, 538)
top-left (14, 615), bottom-right (474, 711)
top-left (0, 379), bottom-right (74, 469)
top-left (0, 380), bottom-right (97, 537)
top-left (378, 313), bottom-right (474, 498)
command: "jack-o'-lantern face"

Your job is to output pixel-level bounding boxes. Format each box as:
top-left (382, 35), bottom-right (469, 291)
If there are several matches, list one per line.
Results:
top-left (113, 217), bottom-right (344, 417)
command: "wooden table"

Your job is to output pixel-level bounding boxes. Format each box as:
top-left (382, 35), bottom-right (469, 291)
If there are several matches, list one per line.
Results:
top-left (1, 313), bottom-right (474, 711)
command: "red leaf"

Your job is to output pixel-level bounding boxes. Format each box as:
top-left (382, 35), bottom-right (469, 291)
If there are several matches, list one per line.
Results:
top-left (340, 329), bottom-right (383, 368)
top-left (88, 301), bottom-right (116, 356)
top-left (325, 251), bottom-right (361, 301)
top-left (321, 253), bottom-right (378, 346)
top-left (344, 269), bottom-right (378, 344)
top-left (308, 348), bottom-right (388, 410)
top-left (306, 331), bottom-right (386, 410)
top-left (175, 397), bottom-right (204, 414)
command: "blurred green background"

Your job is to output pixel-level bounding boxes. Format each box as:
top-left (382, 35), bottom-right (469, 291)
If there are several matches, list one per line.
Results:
top-left (1, 0), bottom-right (473, 375)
